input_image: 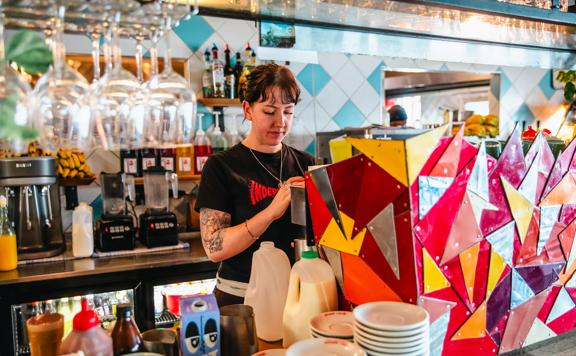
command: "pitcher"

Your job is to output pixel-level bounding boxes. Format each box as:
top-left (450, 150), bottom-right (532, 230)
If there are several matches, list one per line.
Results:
top-left (220, 304), bottom-right (258, 356)
top-left (282, 250), bottom-right (338, 347)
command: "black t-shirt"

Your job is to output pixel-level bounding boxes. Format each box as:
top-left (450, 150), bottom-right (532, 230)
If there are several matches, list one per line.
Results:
top-left (195, 143), bottom-right (315, 283)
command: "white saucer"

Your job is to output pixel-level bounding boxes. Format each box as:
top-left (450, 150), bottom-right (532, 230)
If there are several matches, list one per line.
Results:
top-left (354, 332), bottom-right (428, 350)
top-left (287, 338), bottom-right (366, 356)
top-left (355, 320), bottom-right (428, 338)
top-left (356, 338), bottom-right (429, 355)
top-left (311, 331), bottom-right (354, 341)
top-left (252, 349), bottom-right (287, 356)
top-left (354, 325), bottom-right (428, 344)
top-left (354, 302), bottom-right (429, 331)
top-left (310, 311), bottom-right (355, 338)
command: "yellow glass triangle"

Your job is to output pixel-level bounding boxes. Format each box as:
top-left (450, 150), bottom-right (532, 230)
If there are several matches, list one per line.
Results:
top-left (501, 177), bottom-right (534, 244)
top-left (319, 211), bottom-right (366, 256)
top-left (451, 301), bottom-right (487, 340)
top-left (405, 125), bottom-right (448, 185)
top-left (459, 243), bottom-right (480, 303)
top-left (486, 249), bottom-right (506, 298)
top-left (423, 248), bottom-right (451, 294)
top-left (346, 137), bottom-right (408, 186)
top-left (329, 139), bottom-right (353, 163)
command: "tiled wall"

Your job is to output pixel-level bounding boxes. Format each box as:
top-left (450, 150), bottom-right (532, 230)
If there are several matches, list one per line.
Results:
top-left (45, 15), bottom-right (566, 232)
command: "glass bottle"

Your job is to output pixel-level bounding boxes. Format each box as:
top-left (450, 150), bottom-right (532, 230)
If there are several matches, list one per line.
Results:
top-left (193, 113), bottom-right (213, 175)
top-left (0, 194), bottom-right (17, 271)
top-left (202, 48), bottom-right (213, 98)
top-left (233, 52), bottom-right (243, 99)
top-left (159, 148), bottom-right (176, 172)
top-left (211, 44), bottom-right (225, 98)
top-left (111, 304), bottom-right (144, 355)
top-left (211, 111), bottom-right (228, 153)
top-left (224, 44), bottom-right (234, 98)
top-left (225, 114), bottom-right (242, 147)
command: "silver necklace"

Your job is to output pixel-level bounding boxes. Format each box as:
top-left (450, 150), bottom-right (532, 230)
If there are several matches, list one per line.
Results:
top-left (249, 144), bottom-right (284, 187)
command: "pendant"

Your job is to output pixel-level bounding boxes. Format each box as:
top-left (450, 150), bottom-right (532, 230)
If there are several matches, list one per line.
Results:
top-left (278, 181), bottom-right (284, 188)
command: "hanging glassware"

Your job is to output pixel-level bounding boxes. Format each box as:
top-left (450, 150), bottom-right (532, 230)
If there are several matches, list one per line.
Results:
top-left (91, 11), bottom-right (140, 150)
top-left (33, 4), bottom-right (88, 152)
top-left (143, 4), bottom-right (196, 148)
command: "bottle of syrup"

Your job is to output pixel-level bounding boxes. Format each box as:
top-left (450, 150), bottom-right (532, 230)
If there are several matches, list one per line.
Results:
top-left (193, 113), bottom-right (212, 175)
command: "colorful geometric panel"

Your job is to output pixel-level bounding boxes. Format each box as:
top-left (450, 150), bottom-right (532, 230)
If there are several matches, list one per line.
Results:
top-left (486, 221), bottom-right (516, 266)
top-left (441, 194), bottom-right (484, 265)
top-left (467, 141), bottom-right (490, 201)
top-left (419, 296), bottom-right (457, 324)
top-left (538, 205), bottom-right (562, 256)
top-left (451, 301), bottom-right (487, 340)
top-left (501, 177), bottom-right (535, 244)
top-left (523, 318), bottom-right (556, 347)
top-left (541, 172), bottom-right (576, 206)
top-left (510, 268), bottom-right (535, 309)
top-left (321, 246), bottom-right (344, 291)
top-left (405, 125), bottom-right (449, 185)
top-left (500, 290), bottom-right (549, 353)
top-left (546, 287), bottom-right (576, 324)
top-left (418, 176), bottom-right (453, 219)
top-left (423, 249), bottom-right (451, 294)
top-left (319, 212), bottom-right (366, 256)
top-left (515, 263), bottom-right (564, 295)
top-left (486, 249), bottom-right (507, 298)
top-left (487, 271), bottom-right (511, 332)
top-left (460, 243), bottom-right (480, 303)
top-left (367, 203), bottom-right (400, 279)
top-left (429, 125), bottom-right (464, 178)
top-left (430, 310), bottom-right (451, 356)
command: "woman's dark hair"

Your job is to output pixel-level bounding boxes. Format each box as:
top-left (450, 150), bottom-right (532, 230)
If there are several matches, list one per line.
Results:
top-left (239, 63), bottom-right (300, 105)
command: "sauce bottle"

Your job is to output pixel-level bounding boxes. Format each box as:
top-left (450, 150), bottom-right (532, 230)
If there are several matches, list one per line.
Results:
top-left (111, 304), bottom-right (144, 355)
top-left (193, 113), bottom-right (212, 175)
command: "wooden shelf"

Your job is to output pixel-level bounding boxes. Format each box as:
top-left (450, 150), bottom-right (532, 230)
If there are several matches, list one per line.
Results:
top-left (134, 175), bottom-right (201, 185)
top-left (198, 98), bottom-right (242, 107)
top-left (59, 177), bottom-right (95, 187)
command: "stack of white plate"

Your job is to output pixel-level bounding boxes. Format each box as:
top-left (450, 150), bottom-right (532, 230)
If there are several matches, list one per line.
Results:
top-left (309, 311), bottom-right (355, 341)
top-left (287, 338), bottom-right (366, 356)
top-left (353, 302), bottom-right (430, 356)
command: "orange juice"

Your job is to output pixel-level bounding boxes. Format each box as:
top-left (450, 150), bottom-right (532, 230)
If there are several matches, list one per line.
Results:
top-left (0, 234), bottom-right (17, 271)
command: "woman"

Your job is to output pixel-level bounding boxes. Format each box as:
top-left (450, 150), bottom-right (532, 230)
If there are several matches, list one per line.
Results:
top-left (195, 63), bottom-right (315, 306)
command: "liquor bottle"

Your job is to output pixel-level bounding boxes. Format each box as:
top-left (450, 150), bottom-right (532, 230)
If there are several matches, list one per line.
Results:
top-left (0, 195), bottom-right (17, 271)
top-left (202, 48), bottom-right (213, 98)
top-left (233, 52), bottom-right (243, 99)
top-left (120, 149), bottom-right (139, 176)
top-left (223, 44), bottom-right (234, 99)
top-left (176, 145), bottom-right (195, 178)
top-left (140, 148), bottom-right (158, 173)
top-left (211, 111), bottom-right (228, 153)
top-left (193, 113), bottom-right (213, 175)
top-left (211, 44), bottom-right (225, 98)
top-left (243, 42), bottom-right (252, 66)
top-left (250, 49), bottom-right (257, 67)
top-left (111, 304), bottom-right (145, 355)
top-left (159, 148), bottom-right (176, 172)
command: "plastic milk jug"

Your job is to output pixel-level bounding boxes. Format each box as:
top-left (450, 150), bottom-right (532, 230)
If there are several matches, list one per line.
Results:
top-left (72, 202), bottom-right (93, 257)
top-left (244, 241), bottom-right (291, 342)
top-left (282, 250), bottom-right (338, 347)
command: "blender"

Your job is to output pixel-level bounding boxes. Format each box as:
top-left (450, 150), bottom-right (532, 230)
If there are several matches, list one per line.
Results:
top-left (139, 166), bottom-right (179, 248)
top-left (95, 173), bottom-right (136, 252)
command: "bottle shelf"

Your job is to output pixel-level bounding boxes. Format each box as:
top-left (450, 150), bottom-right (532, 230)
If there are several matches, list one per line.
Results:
top-left (134, 175), bottom-right (201, 185)
top-left (198, 98), bottom-right (242, 107)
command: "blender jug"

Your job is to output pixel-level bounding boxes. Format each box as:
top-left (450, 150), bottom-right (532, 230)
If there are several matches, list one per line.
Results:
top-left (100, 173), bottom-right (134, 216)
top-left (143, 167), bottom-right (178, 212)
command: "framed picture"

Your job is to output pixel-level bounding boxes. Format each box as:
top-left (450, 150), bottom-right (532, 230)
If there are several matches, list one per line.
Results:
top-left (260, 20), bottom-right (296, 48)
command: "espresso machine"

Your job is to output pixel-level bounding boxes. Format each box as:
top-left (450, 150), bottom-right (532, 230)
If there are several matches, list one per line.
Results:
top-left (139, 166), bottom-right (179, 248)
top-left (0, 157), bottom-right (65, 260)
top-left (95, 172), bottom-right (136, 252)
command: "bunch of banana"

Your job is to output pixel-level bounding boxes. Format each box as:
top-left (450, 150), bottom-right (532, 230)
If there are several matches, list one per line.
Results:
top-left (463, 114), bottom-right (499, 138)
top-left (27, 142), bottom-right (56, 157)
top-left (57, 149), bottom-right (94, 179)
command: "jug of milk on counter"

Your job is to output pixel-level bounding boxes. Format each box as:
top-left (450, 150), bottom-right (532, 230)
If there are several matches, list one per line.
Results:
top-left (282, 250), bottom-right (338, 347)
top-left (72, 202), bottom-right (93, 258)
top-left (244, 241), bottom-right (291, 342)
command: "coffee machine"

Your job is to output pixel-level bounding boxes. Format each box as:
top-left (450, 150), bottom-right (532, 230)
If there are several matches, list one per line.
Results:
top-left (95, 172), bottom-right (136, 252)
top-left (0, 157), bottom-right (65, 260)
top-left (139, 166), bottom-right (179, 248)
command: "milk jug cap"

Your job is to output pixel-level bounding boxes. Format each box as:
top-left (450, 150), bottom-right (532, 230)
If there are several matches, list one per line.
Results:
top-left (301, 250), bottom-right (318, 259)
top-left (73, 298), bottom-right (100, 331)
top-left (260, 241), bottom-right (275, 249)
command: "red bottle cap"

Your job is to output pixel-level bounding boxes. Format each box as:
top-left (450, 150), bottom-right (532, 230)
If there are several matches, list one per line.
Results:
top-left (73, 298), bottom-right (101, 331)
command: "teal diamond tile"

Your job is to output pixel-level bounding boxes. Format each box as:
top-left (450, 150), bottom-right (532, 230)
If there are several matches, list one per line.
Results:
top-left (367, 63), bottom-right (382, 95)
top-left (514, 103), bottom-right (535, 124)
top-left (198, 103), bottom-right (215, 130)
top-left (297, 64), bottom-right (331, 95)
top-left (306, 139), bottom-right (316, 156)
top-left (539, 70), bottom-right (558, 100)
top-left (173, 16), bottom-right (214, 53)
top-left (501, 72), bottom-right (512, 97)
top-left (439, 63), bottom-right (449, 71)
top-left (334, 100), bottom-right (365, 129)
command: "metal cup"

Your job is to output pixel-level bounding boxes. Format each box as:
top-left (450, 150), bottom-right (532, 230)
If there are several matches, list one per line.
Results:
top-left (142, 328), bottom-right (179, 356)
top-left (219, 304), bottom-right (258, 356)
top-left (293, 238), bottom-right (316, 262)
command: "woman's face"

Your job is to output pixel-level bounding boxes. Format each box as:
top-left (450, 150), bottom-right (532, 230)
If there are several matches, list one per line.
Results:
top-left (244, 86), bottom-right (295, 147)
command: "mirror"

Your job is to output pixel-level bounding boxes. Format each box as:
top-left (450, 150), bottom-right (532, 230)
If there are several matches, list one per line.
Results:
top-left (383, 69), bottom-right (500, 137)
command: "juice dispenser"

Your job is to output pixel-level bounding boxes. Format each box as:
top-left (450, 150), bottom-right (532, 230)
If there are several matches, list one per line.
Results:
top-left (95, 173), bottom-right (136, 252)
top-left (139, 167), bottom-right (179, 248)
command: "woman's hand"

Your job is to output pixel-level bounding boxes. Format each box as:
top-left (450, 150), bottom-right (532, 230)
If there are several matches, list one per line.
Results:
top-left (265, 176), bottom-right (305, 221)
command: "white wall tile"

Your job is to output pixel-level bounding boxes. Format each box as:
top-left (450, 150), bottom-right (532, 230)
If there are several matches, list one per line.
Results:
top-left (322, 120), bottom-right (341, 132)
top-left (216, 18), bottom-right (257, 54)
top-left (350, 54), bottom-right (383, 78)
top-left (314, 103), bottom-right (332, 132)
top-left (318, 53), bottom-right (348, 77)
top-left (524, 88), bottom-right (548, 120)
top-left (501, 87), bottom-right (524, 118)
top-left (501, 66), bottom-right (525, 83)
top-left (316, 80), bottom-right (347, 117)
top-left (334, 61), bottom-right (364, 97)
top-left (513, 68), bottom-right (546, 99)
top-left (367, 107), bottom-right (382, 125)
top-left (351, 82), bottom-right (380, 117)
top-left (204, 16), bottom-right (227, 32)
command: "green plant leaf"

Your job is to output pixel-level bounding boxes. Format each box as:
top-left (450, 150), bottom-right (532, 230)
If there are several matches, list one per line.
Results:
top-left (565, 82), bottom-right (575, 102)
top-left (6, 30), bottom-right (52, 75)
